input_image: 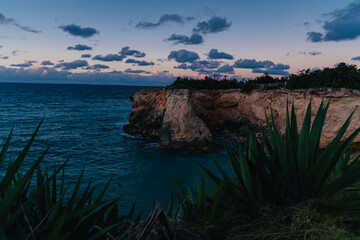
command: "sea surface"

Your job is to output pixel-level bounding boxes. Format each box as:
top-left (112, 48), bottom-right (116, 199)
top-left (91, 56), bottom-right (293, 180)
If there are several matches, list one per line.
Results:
top-left (0, 82), bottom-right (233, 216)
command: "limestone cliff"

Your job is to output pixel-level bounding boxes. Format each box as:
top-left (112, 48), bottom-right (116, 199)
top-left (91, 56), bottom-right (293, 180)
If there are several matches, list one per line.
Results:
top-left (123, 88), bottom-right (360, 151)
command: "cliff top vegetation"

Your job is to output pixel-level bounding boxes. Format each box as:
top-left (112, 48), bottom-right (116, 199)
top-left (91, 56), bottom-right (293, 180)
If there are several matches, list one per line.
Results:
top-left (167, 62), bottom-right (360, 91)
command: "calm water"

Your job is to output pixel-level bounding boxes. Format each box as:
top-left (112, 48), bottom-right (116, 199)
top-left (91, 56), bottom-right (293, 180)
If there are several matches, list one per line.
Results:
top-left (0, 82), bottom-right (232, 216)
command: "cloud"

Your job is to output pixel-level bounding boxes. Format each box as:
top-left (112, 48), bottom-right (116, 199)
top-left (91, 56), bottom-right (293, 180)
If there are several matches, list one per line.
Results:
top-left (81, 54), bottom-right (92, 58)
top-left (208, 48), bottom-right (233, 60)
top-left (125, 59), bottom-right (154, 66)
top-left (174, 60), bottom-right (220, 71)
top-left (216, 64), bottom-right (234, 74)
top-left (233, 58), bottom-right (290, 76)
top-left (308, 51), bottom-right (322, 55)
top-left (10, 62), bottom-right (33, 67)
top-left (41, 60), bottom-right (54, 66)
top-left (85, 64), bottom-right (110, 70)
top-left (233, 59), bottom-right (274, 69)
top-left (166, 33), bottom-right (204, 45)
top-left (59, 24), bottom-right (99, 38)
top-left (93, 54), bottom-right (126, 62)
top-left (0, 55), bottom-right (9, 60)
top-left (299, 50), bottom-right (322, 55)
top-left (67, 44), bottom-right (93, 51)
top-left (136, 14), bottom-right (193, 29)
top-left (174, 63), bottom-right (189, 70)
top-left (252, 68), bottom-right (290, 76)
top-left (124, 68), bottom-right (151, 74)
top-left (307, 1), bottom-right (360, 42)
top-left (198, 60), bottom-right (220, 69)
top-left (55, 59), bottom-right (88, 70)
top-left (192, 16), bottom-right (231, 35)
top-left (351, 56), bottom-right (360, 61)
top-left (0, 66), bottom-right (175, 86)
top-left (119, 46), bottom-right (145, 58)
top-left (306, 32), bottom-right (323, 42)
top-left (168, 49), bottom-right (200, 63)
top-left (0, 12), bottom-right (41, 33)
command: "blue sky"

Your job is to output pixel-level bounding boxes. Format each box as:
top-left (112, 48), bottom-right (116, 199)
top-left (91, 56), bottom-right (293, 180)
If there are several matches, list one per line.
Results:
top-left (0, 0), bottom-right (359, 85)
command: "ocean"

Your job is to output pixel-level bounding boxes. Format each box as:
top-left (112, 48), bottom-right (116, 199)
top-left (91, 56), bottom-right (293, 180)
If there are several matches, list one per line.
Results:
top-left (0, 82), bottom-right (232, 216)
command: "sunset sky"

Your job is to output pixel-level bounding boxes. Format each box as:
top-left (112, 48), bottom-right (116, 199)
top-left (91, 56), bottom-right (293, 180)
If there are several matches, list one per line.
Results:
top-left (0, 0), bottom-right (359, 85)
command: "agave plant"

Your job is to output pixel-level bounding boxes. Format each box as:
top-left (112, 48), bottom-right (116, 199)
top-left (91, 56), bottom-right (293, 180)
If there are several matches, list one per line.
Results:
top-left (173, 178), bottom-right (224, 225)
top-left (0, 120), bottom-right (135, 240)
top-left (199, 101), bottom-right (360, 209)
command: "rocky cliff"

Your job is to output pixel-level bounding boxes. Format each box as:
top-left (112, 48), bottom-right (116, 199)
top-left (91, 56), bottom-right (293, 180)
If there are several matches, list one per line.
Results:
top-left (123, 88), bottom-right (360, 151)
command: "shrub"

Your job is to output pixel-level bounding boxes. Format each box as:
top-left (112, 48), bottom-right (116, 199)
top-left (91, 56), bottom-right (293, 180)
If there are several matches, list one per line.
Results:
top-left (177, 101), bottom-right (360, 232)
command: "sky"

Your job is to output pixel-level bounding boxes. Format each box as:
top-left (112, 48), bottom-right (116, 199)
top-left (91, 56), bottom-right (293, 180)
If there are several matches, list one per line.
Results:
top-left (0, 0), bottom-right (360, 86)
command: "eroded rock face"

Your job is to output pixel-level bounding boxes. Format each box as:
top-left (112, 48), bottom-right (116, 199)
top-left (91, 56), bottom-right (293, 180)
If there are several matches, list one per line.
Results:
top-left (123, 88), bottom-right (167, 137)
top-left (123, 88), bottom-right (360, 151)
top-left (158, 89), bottom-right (212, 150)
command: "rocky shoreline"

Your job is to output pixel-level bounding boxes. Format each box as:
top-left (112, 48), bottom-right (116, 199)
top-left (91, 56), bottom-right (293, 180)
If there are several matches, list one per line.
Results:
top-left (123, 88), bottom-right (360, 151)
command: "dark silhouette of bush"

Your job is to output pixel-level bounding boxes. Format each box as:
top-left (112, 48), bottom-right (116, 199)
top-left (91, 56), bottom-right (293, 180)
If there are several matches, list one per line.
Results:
top-left (286, 63), bottom-right (360, 90)
top-left (167, 62), bottom-right (360, 91)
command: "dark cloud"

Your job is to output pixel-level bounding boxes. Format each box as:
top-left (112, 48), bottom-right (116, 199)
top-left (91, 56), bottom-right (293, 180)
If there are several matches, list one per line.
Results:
top-left (41, 60), bottom-right (54, 66)
top-left (58, 60), bottom-right (64, 62)
top-left (351, 56), bottom-right (360, 61)
top-left (124, 68), bottom-right (151, 74)
top-left (216, 64), bottom-right (234, 74)
top-left (0, 55), bottom-right (9, 60)
top-left (233, 59), bottom-right (274, 69)
top-left (11, 50), bottom-right (19, 56)
top-left (67, 44), bottom-right (93, 51)
top-left (119, 46), bottom-right (145, 58)
top-left (198, 60), bottom-right (220, 69)
top-left (307, 1), bottom-right (360, 42)
top-left (166, 33), bottom-right (204, 45)
top-left (197, 69), bottom-right (214, 75)
top-left (0, 66), bottom-right (175, 85)
top-left (85, 64), bottom-right (110, 70)
top-left (93, 54), bottom-right (126, 62)
top-left (168, 49), bottom-right (200, 63)
top-left (0, 12), bottom-right (41, 33)
top-left (174, 60), bottom-right (220, 71)
top-left (55, 60), bottom-right (88, 70)
top-left (208, 48), bottom-right (233, 60)
top-left (306, 32), bottom-right (323, 42)
top-left (59, 24), bottom-right (99, 38)
top-left (192, 16), bottom-right (231, 35)
top-left (10, 62), bottom-right (33, 67)
top-left (272, 63), bottom-right (290, 70)
top-left (174, 63), bottom-right (189, 70)
top-left (299, 50), bottom-right (322, 56)
top-left (136, 14), bottom-right (193, 29)
top-left (233, 58), bottom-right (290, 76)
top-left (252, 68), bottom-right (290, 76)
top-left (308, 51), bottom-right (322, 56)
top-left (81, 54), bottom-right (92, 58)
top-left (125, 59), bottom-right (154, 66)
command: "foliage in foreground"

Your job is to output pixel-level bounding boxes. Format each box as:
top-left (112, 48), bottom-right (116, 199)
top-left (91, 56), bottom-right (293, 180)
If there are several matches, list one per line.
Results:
top-left (175, 101), bottom-right (360, 238)
top-left (0, 120), bottom-right (135, 240)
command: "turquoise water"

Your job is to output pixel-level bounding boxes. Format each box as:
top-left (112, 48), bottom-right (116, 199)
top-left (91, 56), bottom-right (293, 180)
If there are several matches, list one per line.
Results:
top-left (0, 82), bottom-right (233, 216)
